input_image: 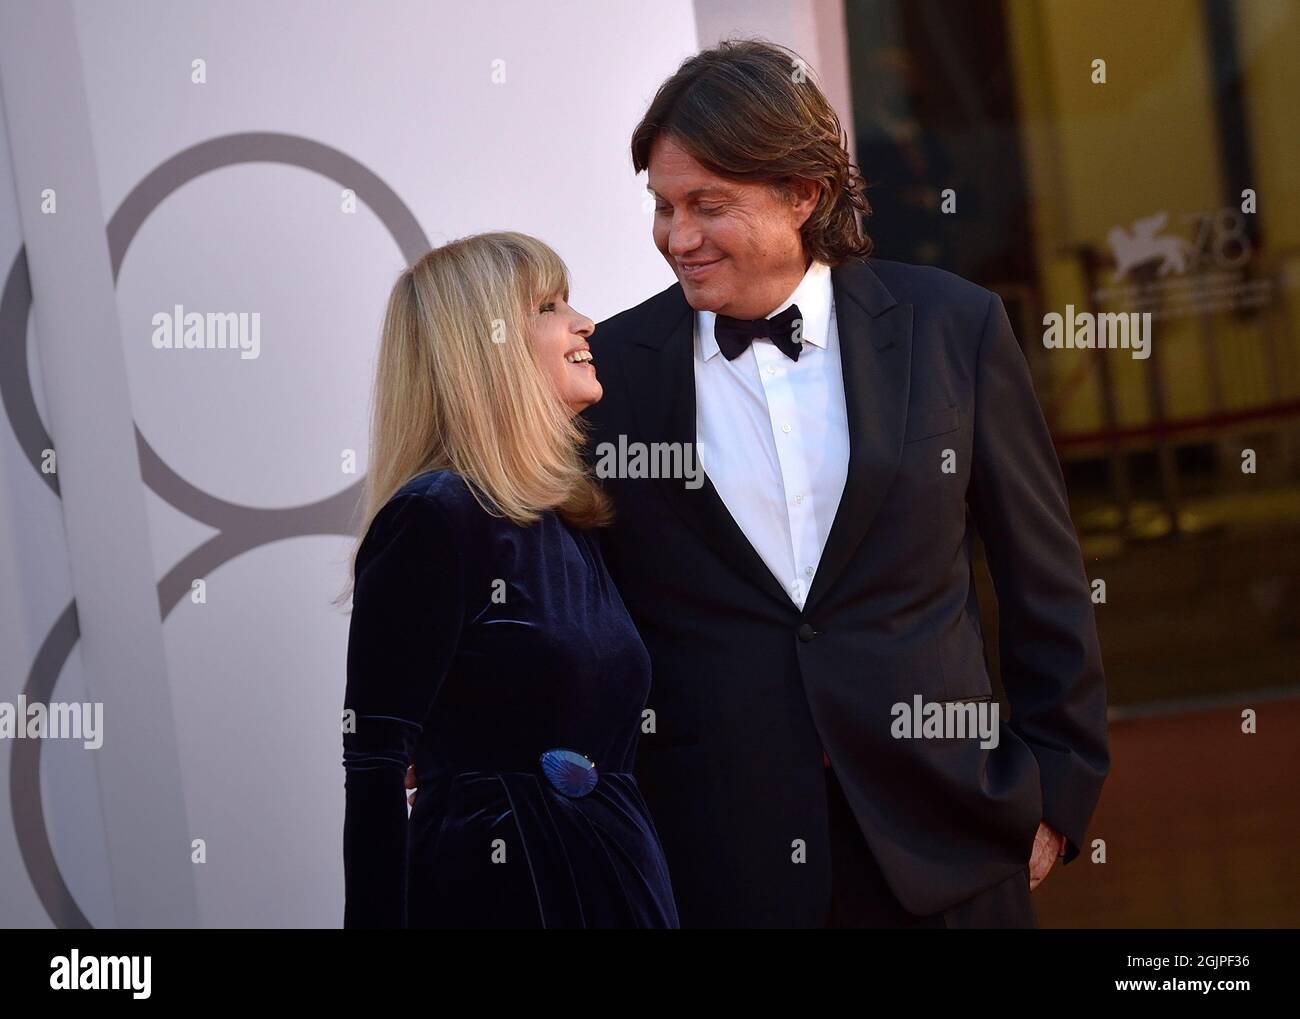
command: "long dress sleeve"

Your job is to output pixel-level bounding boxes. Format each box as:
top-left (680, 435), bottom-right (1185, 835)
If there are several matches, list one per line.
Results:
top-left (342, 492), bottom-right (464, 928)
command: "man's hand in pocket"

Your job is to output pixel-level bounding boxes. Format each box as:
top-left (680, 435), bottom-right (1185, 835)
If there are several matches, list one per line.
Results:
top-left (1028, 821), bottom-right (1066, 891)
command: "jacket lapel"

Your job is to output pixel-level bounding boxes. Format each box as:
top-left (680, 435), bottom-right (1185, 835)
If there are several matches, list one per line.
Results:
top-left (802, 259), bottom-right (914, 615)
top-left (625, 287), bottom-right (794, 611)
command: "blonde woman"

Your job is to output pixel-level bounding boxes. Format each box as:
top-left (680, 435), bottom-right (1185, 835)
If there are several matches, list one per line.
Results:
top-left (339, 232), bottom-right (678, 929)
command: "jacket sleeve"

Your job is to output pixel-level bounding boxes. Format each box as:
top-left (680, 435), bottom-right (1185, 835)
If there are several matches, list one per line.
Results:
top-left (965, 290), bottom-right (1110, 865)
top-left (342, 491), bottom-right (464, 927)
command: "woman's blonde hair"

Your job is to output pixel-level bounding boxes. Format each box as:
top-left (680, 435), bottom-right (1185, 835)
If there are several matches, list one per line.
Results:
top-left (336, 231), bottom-right (610, 606)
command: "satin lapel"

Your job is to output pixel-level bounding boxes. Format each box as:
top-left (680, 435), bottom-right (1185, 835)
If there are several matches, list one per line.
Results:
top-left (802, 260), bottom-right (914, 616)
top-left (625, 286), bottom-right (794, 611)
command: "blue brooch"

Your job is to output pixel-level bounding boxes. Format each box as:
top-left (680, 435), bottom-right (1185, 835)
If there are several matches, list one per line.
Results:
top-left (539, 748), bottom-right (598, 797)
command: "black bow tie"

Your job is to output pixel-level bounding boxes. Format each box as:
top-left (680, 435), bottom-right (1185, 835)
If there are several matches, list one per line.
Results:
top-left (714, 303), bottom-right (804, 362)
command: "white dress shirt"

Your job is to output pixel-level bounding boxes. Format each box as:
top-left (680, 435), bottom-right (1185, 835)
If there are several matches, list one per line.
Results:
top-left (693, 260), bottom-right (850, 610)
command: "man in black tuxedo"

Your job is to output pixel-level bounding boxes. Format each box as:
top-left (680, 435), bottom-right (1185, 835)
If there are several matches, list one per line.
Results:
top-left (580, 40), bottom-right (1108, 928)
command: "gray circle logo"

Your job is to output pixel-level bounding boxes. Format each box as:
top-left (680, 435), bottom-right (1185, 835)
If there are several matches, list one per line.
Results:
top-left (1, 132), bottom-right (430, 927)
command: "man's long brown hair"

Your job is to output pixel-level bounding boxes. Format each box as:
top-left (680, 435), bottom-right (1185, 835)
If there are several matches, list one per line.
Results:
top-left (630, 38), bottom-right (873, 266)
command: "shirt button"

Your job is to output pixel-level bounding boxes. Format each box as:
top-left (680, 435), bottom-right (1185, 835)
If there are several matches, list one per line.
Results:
top-left (765, 365), bottom-right (777, 375)
top-left (805, 566), bottom-right (814, 576)
top-left (781, 423), bottom-right (792, 434)
top-left (793, 493), bottom-right (803, 504)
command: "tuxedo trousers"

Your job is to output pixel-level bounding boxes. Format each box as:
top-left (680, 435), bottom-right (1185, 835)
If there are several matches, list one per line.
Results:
top-left (823, 765), bottom-right (1037, 929)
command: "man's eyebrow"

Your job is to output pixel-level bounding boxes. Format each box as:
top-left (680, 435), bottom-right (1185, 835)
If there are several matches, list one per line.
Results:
top-left (646, 186), bottom-right (732, 200)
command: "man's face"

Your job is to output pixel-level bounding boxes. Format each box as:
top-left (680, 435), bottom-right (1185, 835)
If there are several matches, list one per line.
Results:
top-left (647, 134), bottom-right (816, 319)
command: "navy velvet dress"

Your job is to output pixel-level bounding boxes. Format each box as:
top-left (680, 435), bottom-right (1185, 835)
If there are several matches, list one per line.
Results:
top-left (342, 469), bottom-right (678, 928)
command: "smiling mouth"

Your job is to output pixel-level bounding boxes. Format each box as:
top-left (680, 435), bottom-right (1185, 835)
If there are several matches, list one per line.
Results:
top-left (680, 258), bottom-right (722, 280)
top-left (564, 349), bottom-right (594, 365)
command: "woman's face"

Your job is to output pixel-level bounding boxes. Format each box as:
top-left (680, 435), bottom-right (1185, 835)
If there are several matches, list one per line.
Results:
top-left (529, 293), bottom-right (600, 414)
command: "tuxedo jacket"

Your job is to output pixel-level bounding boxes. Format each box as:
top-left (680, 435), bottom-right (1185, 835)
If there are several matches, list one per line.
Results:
top-left (580, 255), bottom-right (1109, 927)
